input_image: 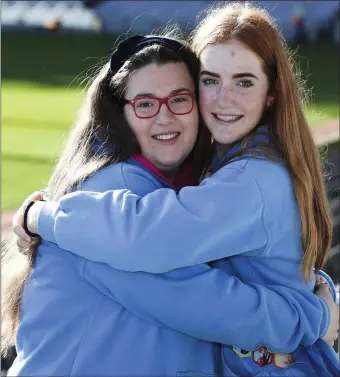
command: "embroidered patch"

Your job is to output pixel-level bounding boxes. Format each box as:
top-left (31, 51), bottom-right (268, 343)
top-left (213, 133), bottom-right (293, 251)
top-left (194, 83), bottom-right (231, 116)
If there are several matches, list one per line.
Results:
top-left (252, 347), bottom-right (273, 367)
top-left (233, 346), bottom-right (251, 358)
top-left (274, 353), bottom-right (294, 369)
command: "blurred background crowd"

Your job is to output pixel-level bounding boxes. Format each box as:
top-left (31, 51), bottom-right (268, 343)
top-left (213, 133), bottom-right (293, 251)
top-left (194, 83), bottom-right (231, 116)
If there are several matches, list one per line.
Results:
top-left (1, 0), bottom-right (339, 373)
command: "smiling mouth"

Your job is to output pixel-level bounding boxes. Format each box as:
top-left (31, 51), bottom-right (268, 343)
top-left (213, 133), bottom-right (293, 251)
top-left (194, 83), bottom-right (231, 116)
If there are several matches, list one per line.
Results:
top-left (152, 132), bottom-right (180, 141)
top-left (213, 114), bottom-right (244, 123)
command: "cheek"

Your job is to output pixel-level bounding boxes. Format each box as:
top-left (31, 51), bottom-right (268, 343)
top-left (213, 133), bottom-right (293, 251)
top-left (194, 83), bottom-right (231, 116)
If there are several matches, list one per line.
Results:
top-left (199, 95), bottom-right (213, 123)
top-left (185, 106), bottom-right (199, 136)
top-left (240, 90), bottom-right (267, 114)
top-left (179, 106), bottom-right (199, 143)
top-left (199, 86), bottom-right (216, 111)
top-left (125, 112), bottom-right (150, 143)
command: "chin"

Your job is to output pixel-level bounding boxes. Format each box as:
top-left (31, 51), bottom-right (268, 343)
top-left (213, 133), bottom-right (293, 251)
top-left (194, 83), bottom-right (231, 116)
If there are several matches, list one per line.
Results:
top-left (213, 134), bottom-right (237, 145)
top-left (162, 158), bottom-right (183, 169)
top-left (215, 127), bottom-right (251, 145)
top-left (166, 151), bottom-right (190, 164)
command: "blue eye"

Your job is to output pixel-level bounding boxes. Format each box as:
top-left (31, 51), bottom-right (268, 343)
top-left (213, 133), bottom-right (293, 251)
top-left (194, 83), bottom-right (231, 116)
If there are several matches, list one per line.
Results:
top-left (202, 78), bottom-right (218, 86)
top-left (237, 79), bottom-right (253, 88)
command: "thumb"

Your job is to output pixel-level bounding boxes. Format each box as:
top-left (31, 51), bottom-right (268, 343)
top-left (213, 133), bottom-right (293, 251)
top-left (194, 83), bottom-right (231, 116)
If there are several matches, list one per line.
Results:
top-left (30, 191), bottom-right (45, 201)
top-left (315, 275), bottom-right (327, 285)
top-left (315, 282), bottom-right (330, 294)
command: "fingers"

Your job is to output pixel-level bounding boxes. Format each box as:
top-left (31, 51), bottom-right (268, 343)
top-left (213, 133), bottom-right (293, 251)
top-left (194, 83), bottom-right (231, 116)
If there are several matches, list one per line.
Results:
top-left (315, 275), bottom-right (328, 292)
top-left (315, 275), bottom-right (327, 286)
top-left (315, 282), bottom-right (330, 295)
top-left (15, 235), bottom-right (40, 256)
top-left (29, 191), bottom-right (45, 201)
top-left (14, 223), bottom-right (35, 253)
top-left (18, 248), bottom-right (30, 256)
top-left (13, 222), bottom-right (32, 242)
top-left (12, 208), bottom-right (24, 229)
top-left (16, 235), bottom-right (33, 250)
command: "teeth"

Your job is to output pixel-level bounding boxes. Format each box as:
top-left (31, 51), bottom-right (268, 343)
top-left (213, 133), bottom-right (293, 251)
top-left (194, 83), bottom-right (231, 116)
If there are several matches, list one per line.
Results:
top-left (216, 115), bottom-right (241, 121)
top-left (154, 133), bottom-right (178, 140)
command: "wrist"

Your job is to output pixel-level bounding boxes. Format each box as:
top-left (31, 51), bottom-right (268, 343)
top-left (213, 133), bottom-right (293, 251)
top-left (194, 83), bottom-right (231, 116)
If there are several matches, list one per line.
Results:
top-left (23, 200), bottom-right (46, 237)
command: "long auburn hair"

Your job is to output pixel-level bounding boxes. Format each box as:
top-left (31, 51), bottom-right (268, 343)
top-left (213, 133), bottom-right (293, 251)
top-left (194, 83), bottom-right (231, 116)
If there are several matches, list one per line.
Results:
top-left (190, 2), bottom-right (332, 281)
top-left (1, 30), bottom-right (212, 355)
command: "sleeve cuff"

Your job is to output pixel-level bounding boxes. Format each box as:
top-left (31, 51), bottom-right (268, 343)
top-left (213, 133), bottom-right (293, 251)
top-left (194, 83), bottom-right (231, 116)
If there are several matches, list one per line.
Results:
top-left (37, 201), bottom-right (61, 244)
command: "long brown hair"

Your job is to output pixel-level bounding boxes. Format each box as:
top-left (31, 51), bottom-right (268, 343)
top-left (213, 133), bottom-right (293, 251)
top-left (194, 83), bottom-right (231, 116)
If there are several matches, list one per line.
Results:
top-left (1, 30), bottom-right (212, 355)
top-left (190, 2), bottom-right (332, 281)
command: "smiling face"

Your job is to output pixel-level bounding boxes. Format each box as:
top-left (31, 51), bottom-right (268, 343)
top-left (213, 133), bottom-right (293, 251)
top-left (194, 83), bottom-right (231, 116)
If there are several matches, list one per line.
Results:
top-left (199, 39), bottom-right (270, 156)
top-left (124, 62), bottom-right (198, 177)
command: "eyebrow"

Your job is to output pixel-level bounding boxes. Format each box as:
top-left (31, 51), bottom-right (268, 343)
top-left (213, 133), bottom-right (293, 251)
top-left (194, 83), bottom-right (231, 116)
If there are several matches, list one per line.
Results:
top-left (233, 73), bottom-right (258, 80)
top-left (200, 70), bottom-right (258, 80)
top-left (200, 70), bottom-right (220, 78)
top-left (133, 88), bottom-right (191, 99)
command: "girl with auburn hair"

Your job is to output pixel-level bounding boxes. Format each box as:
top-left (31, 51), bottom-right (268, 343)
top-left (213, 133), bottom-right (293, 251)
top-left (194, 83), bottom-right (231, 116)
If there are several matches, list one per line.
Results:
top-left (191, 2), bottom-right (332, 282)
top-left (11, 3), bottom-right (339, 376)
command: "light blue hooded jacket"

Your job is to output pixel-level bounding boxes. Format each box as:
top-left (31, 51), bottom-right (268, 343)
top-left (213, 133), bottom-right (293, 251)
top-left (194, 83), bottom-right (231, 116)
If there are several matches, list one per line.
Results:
top-left (11, 148), bottom-right (332, 376)
top-left (33, 127), bottom-right (339, 376)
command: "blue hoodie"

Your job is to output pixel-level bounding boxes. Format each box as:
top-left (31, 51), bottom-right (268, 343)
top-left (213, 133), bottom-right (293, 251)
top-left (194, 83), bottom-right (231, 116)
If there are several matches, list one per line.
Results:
top-left (35, 127), bottom-right (339, 376)
top-left (11, 154), bottom-right (332, 376)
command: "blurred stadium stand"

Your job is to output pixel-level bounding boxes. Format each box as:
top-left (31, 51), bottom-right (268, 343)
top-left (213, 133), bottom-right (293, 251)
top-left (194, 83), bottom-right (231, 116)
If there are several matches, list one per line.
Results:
top-left (1, 1), bottom-right (339, 43)
top-left (1, 1), bottom-right (103, 32)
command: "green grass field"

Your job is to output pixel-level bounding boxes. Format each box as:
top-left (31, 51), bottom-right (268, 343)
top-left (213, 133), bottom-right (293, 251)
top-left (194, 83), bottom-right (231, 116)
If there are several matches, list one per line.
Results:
top-left (2, 31), bottom-right (339, 210)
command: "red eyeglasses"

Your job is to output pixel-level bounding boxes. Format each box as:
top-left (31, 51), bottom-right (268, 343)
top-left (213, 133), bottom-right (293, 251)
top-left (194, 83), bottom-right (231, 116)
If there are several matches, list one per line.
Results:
top-left (125, 92), bottom-right (195, 119)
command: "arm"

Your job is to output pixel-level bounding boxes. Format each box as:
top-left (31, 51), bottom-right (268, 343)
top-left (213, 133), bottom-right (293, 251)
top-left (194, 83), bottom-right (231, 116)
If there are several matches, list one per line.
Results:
top-left (36, 167), bottom-right (268, 272)
top-left (83, 260), bottom-right (330, 354)
top-left (11, 250), bottom-right (97, 376)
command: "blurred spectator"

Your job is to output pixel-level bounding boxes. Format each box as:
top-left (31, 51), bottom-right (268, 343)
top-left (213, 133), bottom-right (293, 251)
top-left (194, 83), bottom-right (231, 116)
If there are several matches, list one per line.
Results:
top-left (83, 0), bottom-right (104, 9)
top-left (292, 3), bottom-right (307, 44)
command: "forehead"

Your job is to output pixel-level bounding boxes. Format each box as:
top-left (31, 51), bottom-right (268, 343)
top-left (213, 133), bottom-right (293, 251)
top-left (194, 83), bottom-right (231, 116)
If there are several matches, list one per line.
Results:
top-left (125, 62), bottom-right (194, 97)
top-left (200, 39), bottom-right (264, 75)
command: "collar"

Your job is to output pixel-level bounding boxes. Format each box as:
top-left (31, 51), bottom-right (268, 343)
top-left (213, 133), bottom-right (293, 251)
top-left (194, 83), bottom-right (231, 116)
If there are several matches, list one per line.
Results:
top-left (131, 153), bottom-right (196, 191)
top-left (211, 125), bottom-right (271, 173)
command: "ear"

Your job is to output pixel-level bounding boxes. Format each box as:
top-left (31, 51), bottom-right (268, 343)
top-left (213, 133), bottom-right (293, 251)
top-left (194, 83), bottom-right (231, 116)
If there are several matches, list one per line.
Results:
top-left (266, 96), bottom-right (274, 107)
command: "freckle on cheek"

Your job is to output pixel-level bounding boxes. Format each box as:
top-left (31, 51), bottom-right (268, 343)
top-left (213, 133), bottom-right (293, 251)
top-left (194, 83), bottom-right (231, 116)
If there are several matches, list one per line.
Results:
top-left (231, 51), bottom-right (235, 57)
top-left (200, 93), bottom-right (215, 105)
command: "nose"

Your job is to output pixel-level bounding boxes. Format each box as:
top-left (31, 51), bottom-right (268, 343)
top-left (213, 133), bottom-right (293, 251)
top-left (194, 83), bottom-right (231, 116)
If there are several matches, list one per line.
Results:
top-left (155, 103), bottom-right (174, 125)
top-left (217, 84), bottom-right (234, 107)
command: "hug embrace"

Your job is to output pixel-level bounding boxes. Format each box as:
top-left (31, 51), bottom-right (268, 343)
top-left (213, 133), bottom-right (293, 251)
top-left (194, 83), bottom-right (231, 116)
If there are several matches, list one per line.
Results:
top-left (3, 2), bottom-right (339, 376)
